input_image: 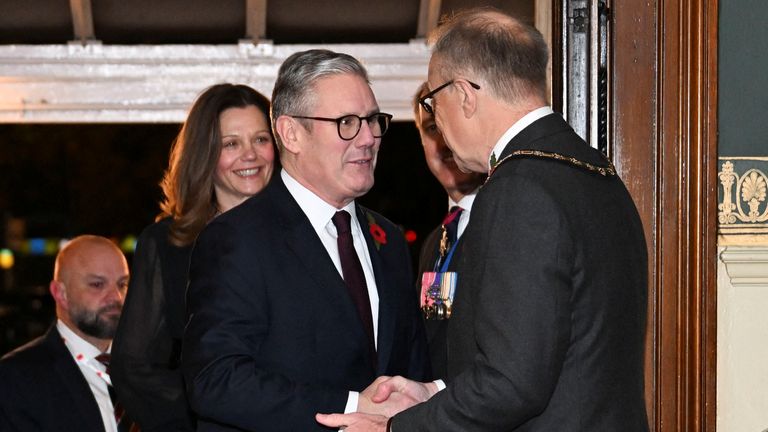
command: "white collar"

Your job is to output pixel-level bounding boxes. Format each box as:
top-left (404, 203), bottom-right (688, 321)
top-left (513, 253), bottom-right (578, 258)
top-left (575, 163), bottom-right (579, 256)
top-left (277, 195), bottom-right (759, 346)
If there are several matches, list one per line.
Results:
top-left (448, 188), bottom-right (479, 212)
top-left (281, 169), bottom-right (357, 232)
top-left (56, 319), bottom-right (106, 360)
top-left (488, 106), bottom-right (554, 172)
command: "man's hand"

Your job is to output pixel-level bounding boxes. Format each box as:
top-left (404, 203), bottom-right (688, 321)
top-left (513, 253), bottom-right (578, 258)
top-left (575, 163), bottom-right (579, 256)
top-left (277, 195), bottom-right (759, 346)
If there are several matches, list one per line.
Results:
top-left (315, 412), bottom-right (388, 432)
top-left (371, 376), bottom-right (438, 405)
top-left (358, 376), bottom-right (418, 417)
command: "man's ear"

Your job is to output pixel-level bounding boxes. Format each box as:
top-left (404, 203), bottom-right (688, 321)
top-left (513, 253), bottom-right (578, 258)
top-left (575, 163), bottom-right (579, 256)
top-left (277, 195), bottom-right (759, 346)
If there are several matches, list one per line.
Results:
top-left (50, 280), bottom-right (68, 309)
top-left (275, 115), bottom-right (302, 155)
top-left (458, 80), bottom-right (478, 119)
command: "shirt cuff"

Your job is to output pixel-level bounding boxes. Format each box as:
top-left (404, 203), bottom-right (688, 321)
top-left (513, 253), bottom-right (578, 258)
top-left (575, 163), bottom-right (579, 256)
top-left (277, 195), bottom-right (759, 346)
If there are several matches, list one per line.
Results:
top-left (434, 379), bottom-right (446, 391)
top-left (345, 391), bottom-right (359, 414)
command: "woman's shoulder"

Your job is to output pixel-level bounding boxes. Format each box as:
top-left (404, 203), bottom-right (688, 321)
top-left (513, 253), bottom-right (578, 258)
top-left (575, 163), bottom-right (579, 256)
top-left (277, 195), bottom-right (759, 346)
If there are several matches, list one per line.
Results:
top-left (138, 217), bottom-right (173, 242)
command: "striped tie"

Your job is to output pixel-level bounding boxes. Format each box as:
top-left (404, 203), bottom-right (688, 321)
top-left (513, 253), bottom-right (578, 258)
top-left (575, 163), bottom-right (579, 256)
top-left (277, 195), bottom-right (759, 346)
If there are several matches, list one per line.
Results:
top-left (95, 353), bottom-right (140, 432)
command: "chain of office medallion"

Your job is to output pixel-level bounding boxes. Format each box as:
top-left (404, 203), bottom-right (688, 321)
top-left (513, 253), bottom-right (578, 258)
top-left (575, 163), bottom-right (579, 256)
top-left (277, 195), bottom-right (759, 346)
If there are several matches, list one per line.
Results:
top-left (487, 149), bottom-right (617, 183)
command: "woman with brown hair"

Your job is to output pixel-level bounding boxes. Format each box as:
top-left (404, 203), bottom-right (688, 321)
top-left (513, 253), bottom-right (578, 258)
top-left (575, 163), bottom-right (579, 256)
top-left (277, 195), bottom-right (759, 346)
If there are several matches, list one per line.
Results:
top-left (111, 83), bottom-right (276, 431)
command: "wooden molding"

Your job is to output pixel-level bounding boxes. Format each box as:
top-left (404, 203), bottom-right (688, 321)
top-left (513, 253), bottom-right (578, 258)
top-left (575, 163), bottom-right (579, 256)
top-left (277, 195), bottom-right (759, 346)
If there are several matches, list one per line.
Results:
top-left (612, 0), bottom-right (718, 430)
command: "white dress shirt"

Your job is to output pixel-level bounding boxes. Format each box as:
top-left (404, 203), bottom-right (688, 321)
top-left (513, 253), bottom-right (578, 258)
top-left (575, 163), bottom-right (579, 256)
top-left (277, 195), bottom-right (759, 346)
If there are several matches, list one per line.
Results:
top-left (488, 106), bottom-right (554, 172)
top-left (448, 189), bottom-right (478, 240)
top-left (57, 320), bottom-right (117, 432)
top-left (281, 169), bottom-right (380, 414)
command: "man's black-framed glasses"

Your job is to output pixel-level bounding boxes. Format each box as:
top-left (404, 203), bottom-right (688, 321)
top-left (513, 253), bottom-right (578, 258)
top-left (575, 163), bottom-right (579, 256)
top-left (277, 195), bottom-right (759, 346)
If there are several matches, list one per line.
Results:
top-left (418, 80), bottom-right (481, 114)
top-left (290, 112), bottom-right (393, 141)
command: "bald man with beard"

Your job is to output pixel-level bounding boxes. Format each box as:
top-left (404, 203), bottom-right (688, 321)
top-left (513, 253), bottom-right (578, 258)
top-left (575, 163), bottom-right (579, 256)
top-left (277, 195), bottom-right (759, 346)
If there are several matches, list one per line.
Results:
top-left (0, 235), bottom-right (131, 432)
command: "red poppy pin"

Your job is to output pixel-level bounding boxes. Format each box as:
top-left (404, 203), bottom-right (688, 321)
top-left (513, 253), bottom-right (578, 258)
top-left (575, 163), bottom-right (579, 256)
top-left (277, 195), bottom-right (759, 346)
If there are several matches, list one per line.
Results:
top-left (366, 212), bottom-right (387, 249)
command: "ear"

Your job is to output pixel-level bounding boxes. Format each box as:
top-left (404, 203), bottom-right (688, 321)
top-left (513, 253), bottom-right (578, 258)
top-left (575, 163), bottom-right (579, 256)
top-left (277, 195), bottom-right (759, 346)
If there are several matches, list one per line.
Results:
top-left (457, 80), bottom-right (478, 119)
top-left (50, 280), bottom-right (68, 309)
top-left (275, 115), bottom-right (302, 155)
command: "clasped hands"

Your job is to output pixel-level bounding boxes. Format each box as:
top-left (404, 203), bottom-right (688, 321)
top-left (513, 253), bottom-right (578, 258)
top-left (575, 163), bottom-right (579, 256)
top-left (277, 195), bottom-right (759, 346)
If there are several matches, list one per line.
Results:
top-left (316, 376), bottom-right (437, 431)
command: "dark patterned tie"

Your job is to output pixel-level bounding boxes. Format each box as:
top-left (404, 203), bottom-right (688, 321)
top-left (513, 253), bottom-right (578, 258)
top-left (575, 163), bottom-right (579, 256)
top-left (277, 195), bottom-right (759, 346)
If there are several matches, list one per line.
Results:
top-left (332, 210), bottom-right (376, 370)
top-left (95, 353), bottom-right (139, 432)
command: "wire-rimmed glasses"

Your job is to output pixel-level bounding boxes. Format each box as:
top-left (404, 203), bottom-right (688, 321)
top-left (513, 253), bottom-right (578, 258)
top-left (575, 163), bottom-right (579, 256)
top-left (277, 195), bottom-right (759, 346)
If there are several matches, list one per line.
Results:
top-left (418, 80), bottom-right (481, 114)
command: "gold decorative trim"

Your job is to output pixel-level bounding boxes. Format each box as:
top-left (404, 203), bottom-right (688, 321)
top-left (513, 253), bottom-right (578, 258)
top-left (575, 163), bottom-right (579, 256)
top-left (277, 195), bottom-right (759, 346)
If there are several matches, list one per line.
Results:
top-left (487, 149), bottom-right (616, 181)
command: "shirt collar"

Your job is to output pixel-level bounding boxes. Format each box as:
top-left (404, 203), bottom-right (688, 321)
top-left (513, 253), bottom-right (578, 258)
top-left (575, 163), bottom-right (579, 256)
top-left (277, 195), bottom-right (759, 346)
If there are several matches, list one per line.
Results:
top-left (488, 106), bottom-right (554, 172)
top-left (448, 188), bottom-right (479, 212)
top-left (56, 319), bottom-right (104, 360)
top-left (281, 169), bottom-right (357, 233)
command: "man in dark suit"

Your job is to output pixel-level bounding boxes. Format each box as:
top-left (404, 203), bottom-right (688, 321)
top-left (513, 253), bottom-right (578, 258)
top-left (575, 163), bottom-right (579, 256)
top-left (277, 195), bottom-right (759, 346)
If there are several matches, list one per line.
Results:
top-left (412, 82), bottom-right (484, 379)
top-left (0, 235), bottom-right (131, 432)
top-left (317, 8), bottom-right (649, 432)
top-left (182, 49), bottom-right (429, 431)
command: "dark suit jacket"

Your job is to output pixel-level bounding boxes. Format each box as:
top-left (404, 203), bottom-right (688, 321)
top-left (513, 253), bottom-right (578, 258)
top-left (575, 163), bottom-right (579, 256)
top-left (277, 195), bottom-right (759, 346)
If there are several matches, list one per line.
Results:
top-left (395, 113), bottom-right (649, 431)
top-left (0, 325), bottom-right (107, 432)
top-left (182, 175), bottom-right (429, 431)
top-left (416, 225), bottom-right (463, 380)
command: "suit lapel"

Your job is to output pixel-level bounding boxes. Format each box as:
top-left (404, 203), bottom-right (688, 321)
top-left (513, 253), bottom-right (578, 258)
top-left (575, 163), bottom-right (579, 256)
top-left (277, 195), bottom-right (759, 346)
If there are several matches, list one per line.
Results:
top-left (355, 206), bottom-right (395, 374)
top-left (45, 327), bottom-right (106, 432)
top-left (272, 177), bottom-right (370, 340)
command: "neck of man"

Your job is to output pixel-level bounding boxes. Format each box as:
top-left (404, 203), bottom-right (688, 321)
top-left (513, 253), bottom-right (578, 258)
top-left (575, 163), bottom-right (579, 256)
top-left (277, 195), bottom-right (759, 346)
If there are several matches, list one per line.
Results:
top-left (481, 96), bottom-right (548, 164)
top-left (281, 162), bottom-right (354, 209)
top-left (446, 183), bottom-right (478, 204)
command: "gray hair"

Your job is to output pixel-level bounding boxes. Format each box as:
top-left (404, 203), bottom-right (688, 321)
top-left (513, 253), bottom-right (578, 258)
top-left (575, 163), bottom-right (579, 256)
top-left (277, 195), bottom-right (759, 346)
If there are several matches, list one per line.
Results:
top-left (429, 8), bottom-right (548, 103)
top-left (271, 49), bottom-right (369, 146)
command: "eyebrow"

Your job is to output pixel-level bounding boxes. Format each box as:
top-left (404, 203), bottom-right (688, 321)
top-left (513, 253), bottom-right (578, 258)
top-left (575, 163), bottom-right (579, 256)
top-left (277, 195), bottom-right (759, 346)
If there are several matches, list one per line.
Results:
top-left (221, 129), bottom-right (271, 138)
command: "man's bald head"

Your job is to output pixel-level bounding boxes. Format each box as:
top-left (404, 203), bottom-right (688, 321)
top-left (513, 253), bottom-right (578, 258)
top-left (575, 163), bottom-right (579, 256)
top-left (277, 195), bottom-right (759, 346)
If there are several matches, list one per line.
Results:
top-left (50, 235), bottom-right (129, 351)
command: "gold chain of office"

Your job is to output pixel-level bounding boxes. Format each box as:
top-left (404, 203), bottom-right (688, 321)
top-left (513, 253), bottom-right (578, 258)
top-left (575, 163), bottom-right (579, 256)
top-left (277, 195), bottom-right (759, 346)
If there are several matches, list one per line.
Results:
top-left (487, 149), bottom-right (617, 183)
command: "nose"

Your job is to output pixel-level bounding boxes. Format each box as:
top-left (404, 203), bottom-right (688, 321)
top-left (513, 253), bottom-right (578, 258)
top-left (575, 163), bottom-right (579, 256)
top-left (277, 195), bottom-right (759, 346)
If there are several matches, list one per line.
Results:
top-left (241, 142), bottom-right (258, 160)
top-left (355, 119), bottom-right (376, 147)
top-left (106, 282), bottom-right (126, 304)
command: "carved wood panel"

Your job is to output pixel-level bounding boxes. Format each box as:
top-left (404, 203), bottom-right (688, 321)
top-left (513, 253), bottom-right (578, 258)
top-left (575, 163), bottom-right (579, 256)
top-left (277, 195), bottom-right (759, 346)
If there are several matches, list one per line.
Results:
top-left (610, 0), bottom-right (718, 430)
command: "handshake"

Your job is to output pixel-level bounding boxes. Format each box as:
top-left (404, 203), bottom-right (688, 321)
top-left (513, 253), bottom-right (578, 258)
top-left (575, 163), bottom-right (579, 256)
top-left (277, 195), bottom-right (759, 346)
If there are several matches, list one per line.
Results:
top-left (316, 376), bottom-right (439, 431)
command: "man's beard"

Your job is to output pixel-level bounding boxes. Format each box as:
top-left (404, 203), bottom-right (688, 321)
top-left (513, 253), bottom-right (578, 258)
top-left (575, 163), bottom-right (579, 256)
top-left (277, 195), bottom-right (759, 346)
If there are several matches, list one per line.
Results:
top-left (71, 302), bottom-right (122, 339)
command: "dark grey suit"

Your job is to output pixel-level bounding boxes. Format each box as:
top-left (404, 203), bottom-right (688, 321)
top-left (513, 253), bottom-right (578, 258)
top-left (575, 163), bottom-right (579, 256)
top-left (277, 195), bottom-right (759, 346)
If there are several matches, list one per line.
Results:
top-left (394, 113), bottom-right (649, 431)
top-left (0, 325), bottom-right (107, 432)
top-left (182, 174), bottom-right (429, 431)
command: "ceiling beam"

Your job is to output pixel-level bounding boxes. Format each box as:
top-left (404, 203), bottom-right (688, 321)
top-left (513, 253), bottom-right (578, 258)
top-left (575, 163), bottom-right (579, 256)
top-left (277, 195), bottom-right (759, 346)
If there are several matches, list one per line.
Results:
top-left (0, 43), bottom-right (430, 123)
top-left (416, 0), bottom-right (442, 39)
top-left (245, 0), bottom-right (269, 42)
top-left (69, 0), bottom-right (96, 44)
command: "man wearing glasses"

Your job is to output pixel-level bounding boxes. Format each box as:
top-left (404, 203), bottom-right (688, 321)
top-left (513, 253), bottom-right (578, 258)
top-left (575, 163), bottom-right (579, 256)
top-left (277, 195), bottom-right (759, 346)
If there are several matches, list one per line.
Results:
top-left (318, 7), bottom-right (649, 432)
top-left (182, 49), bottom-right (429, 431)
top-left (411, 81), bottom-right (485, 379)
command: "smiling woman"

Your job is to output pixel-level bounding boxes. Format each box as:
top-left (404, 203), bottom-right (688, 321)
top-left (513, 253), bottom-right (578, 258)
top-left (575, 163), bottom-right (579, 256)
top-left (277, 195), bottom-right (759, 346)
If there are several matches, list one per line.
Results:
top-left (214, 105), bottom-right (275, 212)
top-left (107, 83), bottom-right (275, 431)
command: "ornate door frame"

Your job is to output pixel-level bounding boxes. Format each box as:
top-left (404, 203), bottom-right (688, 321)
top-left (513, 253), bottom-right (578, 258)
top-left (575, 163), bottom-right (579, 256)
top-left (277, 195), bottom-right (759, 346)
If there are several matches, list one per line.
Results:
top-left (550, 0), bottom-right (718, 429)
